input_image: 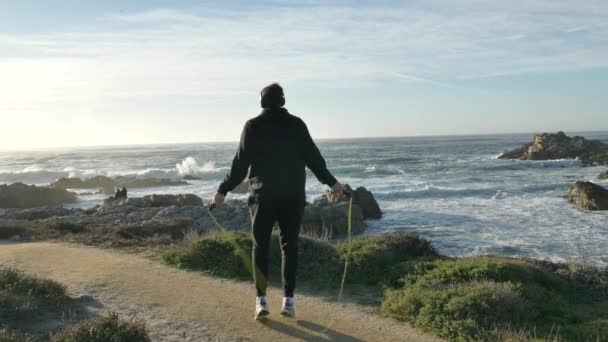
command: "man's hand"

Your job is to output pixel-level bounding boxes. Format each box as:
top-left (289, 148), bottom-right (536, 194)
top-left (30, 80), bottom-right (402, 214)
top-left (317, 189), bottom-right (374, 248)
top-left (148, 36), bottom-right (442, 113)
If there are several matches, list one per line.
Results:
top-left (211, 192), bottom-right (225, 208)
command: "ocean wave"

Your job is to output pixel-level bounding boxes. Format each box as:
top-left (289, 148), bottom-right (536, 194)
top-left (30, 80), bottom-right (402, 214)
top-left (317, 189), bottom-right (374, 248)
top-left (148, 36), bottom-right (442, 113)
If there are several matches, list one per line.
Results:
top-left (375, 185), bottom-right (512, 200)
top-left (0, 169), bottom-right (69, 185)
top-left (176, 157), bottom-right (227, 176)
top-left (481, 159), bottom-right (582, 171)
top-left (331, 164), bottom-right (404, 177)
top-left (0, 157), bottom-right (229, 185)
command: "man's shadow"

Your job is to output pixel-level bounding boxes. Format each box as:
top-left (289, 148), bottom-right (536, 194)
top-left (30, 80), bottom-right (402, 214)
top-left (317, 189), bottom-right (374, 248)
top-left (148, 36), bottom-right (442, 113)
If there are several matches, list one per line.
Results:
top-left (260, 318), bottom-right (364, 341)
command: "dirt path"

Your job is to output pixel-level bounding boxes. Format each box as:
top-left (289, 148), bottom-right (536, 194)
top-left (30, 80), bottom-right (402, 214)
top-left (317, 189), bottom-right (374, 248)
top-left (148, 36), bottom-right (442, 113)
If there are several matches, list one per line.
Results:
top-left (0, 242), bottom-right (440, 342)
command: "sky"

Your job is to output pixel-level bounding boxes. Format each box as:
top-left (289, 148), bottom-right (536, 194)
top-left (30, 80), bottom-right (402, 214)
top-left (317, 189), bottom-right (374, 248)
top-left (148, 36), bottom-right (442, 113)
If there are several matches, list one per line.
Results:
top-left (1, 0), bottom-right (607, 150)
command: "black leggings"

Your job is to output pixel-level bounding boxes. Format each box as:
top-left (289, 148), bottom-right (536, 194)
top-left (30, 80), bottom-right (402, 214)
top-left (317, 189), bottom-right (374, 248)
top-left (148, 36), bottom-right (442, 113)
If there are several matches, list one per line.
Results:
top-left (249, 196), bottom-right (304, 297)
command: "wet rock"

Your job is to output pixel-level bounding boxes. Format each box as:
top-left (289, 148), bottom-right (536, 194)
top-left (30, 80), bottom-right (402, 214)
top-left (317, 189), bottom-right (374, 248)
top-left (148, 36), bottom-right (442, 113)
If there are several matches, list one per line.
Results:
top-left (352, 187), bottom-right (382, 219)
top-left (50, 176), bottom-right (189, 195)
top-left (183, 175), bottom-right (202, 180)
top-left (0, 183), bottom-right (77, 209)
top-left (318, 186), bottom-right (382, 219)
top-left (566, 181), bottom-right (608, 210)
top-left (598, 170), bottom-right (608, 180)
top-left (302, 201), bottom-right (366, 238)
top-left (143, 194), bottom-right (203, 207)
top-left (499, 132), bottom-right (608, 165)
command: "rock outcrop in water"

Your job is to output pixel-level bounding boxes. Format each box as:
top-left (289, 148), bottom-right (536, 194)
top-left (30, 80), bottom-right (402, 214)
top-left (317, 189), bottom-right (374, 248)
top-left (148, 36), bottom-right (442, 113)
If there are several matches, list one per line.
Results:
top-left (0, 183), bottom-right (77, 208)
top-left (499, 132), bottom-right (608, 166)
top-left (50, 176), bottom-right (189, 195)
top-left (599, 170), bottom-right (608, 180)
top-left (566, 181), bottom-right (608, 210)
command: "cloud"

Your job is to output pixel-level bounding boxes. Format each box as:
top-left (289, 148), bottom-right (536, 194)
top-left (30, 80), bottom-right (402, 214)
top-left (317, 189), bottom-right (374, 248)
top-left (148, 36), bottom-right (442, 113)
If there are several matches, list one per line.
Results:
top-left (1, 1), bottom-right (607, 111)
top-left (113, 8), bottom-right (201, 23)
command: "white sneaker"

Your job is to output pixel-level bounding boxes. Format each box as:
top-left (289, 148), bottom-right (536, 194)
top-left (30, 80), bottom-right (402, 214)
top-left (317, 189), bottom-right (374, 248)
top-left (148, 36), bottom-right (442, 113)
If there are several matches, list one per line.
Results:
top-left (255, 296), bottom-right (270, 320)
top-left (280, 297), bottom-right (295, 318)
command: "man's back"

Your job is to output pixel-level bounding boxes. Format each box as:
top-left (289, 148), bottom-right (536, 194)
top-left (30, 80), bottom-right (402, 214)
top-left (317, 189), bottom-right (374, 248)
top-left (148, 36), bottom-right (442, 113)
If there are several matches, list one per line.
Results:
top-left (218, 107), bottom-right (336, 200)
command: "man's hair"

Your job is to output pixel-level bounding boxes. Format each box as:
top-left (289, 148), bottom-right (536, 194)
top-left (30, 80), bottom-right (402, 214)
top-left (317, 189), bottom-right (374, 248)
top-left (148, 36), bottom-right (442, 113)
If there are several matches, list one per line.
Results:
top-left (260, 83), bottom-right (285, 109)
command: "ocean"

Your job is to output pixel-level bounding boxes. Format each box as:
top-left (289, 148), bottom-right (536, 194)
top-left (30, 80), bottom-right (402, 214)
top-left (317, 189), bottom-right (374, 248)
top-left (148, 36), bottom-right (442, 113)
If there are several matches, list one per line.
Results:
top-left (1, 132), bottom-right (607, 265)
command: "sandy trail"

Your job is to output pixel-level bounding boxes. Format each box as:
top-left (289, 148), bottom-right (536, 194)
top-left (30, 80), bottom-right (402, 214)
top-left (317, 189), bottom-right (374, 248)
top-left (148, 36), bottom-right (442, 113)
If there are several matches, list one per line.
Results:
top-left (0, 242), bottom-right (440, 342)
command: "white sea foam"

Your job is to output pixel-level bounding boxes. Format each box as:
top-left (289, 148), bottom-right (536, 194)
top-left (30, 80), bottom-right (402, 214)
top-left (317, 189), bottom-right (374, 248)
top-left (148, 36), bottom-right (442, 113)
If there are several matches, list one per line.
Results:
top-left (2, 134), bottom-right (608, 265)
top-left (0, 169), bottom-right (70, 185)
top-left (176, 157), bottom-right (226, 176)
top-left (488, 158), bottom-right (583, 170)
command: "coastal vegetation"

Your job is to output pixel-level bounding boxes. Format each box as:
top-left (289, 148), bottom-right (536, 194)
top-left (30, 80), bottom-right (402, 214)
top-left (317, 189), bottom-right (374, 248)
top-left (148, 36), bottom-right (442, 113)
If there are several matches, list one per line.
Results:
top-left (2, 204), bottom-right (607, 341)
top-left (162, 231), bottom-right (608, 341)
top-left (0, 267), bottom-right (150, 342)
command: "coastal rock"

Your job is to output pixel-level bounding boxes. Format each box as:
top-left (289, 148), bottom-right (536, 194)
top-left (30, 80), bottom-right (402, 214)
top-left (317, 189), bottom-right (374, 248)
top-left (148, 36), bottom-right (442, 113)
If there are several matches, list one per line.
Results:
top-left (499, 132), bottom-right (608, 165)
top-left (1, 190), bottom-right (372, 239)
top-left (104, 194), bottom-right (203, 208)
top-left (302, 201), bottom-right (366, 237)
top-left (0, 183), bottom-right (77, 209)
top-left (0, 206), bottom-right (76, 220)
top-left (598, 170), bottom-right (608, 180)
top-left (144, 194), bottom-right (203, 207)
top-left (352, 187), bottom-right (382, 219)
top-left (318, 186), bottom-right (382, 219)
top-left (566, 181), bottom-right (608, 210)
top-left (50, 176), bottom-right (189, 195)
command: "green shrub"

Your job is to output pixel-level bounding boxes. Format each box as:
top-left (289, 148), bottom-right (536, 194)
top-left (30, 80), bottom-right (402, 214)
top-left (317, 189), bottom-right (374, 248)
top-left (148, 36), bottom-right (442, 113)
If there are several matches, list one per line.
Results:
top-left (0, 267), bottom-right (67, 303)
top-left (47, 221), bottom-right (85, 234)
top-left (0, 222), bottom-right (28, 240)
top-left (381, 257), bottom-right (608, 341)
top-left (0, 220), bottom-right (81, 241)
top-left (335, 233), bottom-right (438, 287)
top-left (0, 267), bottom-right (71, 339)
top-left (383, 280), bottom-right (532, 341)
top-left (161, 231), bottom-right (253, 279)
top-left (161, 232), bottom-right (438, 292)
top-left (0, 325), bottom-right (35, 342)
top-left (114, 217), bottom-right (194, 239)
top-left (50, 313), bottom-right (150, 342)
top-left (402, 258), bottom-right (566, 291)
top-left (161, 231), bottom-right (341, 288)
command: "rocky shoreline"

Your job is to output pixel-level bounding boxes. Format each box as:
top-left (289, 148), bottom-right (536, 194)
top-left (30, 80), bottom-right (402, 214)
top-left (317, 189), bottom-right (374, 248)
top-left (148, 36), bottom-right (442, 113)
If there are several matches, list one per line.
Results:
top-left (0, 187), bottom-right (381, 243)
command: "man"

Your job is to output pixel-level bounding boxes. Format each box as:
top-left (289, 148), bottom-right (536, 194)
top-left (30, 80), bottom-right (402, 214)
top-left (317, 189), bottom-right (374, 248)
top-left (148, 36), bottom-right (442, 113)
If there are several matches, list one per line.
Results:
top-left (211, 83), bottom-right (344, 320)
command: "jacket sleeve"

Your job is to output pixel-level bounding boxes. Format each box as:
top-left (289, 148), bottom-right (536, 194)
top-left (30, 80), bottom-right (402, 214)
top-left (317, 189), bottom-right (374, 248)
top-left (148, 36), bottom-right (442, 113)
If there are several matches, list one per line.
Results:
top-left (218, 122), bottom-right (252, 195)
top-left (301, 121), bottom-right (337, 187)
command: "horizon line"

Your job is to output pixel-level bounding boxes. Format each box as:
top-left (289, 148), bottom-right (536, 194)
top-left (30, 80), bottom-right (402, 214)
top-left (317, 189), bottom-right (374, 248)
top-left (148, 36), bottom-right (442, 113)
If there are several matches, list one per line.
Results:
top-left (3, 129), bottom-right (608, 153)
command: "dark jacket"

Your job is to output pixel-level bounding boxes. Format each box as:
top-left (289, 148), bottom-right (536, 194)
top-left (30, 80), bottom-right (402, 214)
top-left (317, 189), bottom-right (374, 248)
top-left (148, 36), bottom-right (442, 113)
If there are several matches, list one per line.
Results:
top-left (218, 108), bottom-right (337, 200)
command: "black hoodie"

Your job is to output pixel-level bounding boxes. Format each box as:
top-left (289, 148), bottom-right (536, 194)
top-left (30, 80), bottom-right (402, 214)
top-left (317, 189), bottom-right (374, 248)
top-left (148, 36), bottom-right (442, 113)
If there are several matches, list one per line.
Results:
top-left (218, 108), bottom-right (337, 200)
